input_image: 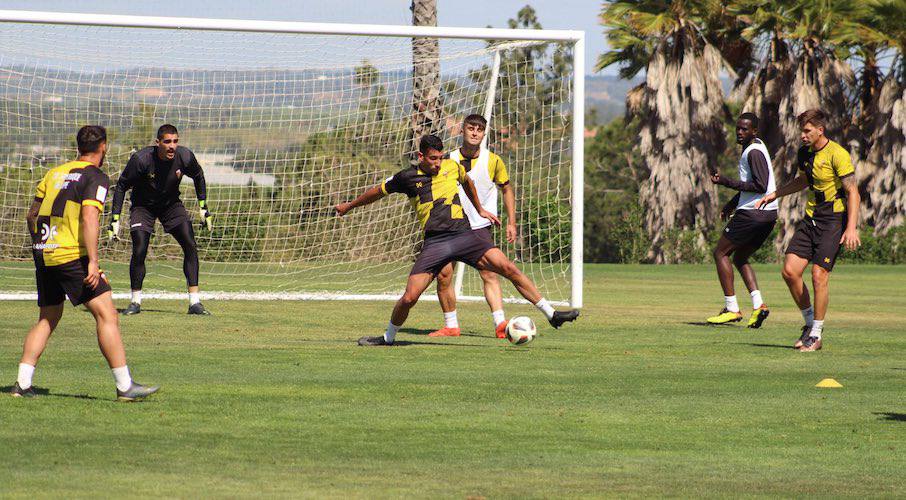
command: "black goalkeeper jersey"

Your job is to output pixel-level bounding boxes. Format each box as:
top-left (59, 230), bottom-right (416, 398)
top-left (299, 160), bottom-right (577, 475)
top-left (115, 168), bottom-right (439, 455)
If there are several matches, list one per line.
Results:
top-left (111, 145), bottom-right (206, 213)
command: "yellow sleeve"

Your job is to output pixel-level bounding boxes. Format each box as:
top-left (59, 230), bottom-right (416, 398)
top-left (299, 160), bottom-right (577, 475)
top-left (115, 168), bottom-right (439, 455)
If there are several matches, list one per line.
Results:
top-left (35, 174), bottom-right (47, 200)
top-left (457, 161), bottom-right (468, 184)
top-left (490, 155), bottom-right (509, 185)
top-left (833, 146), bottom-right (855, 178)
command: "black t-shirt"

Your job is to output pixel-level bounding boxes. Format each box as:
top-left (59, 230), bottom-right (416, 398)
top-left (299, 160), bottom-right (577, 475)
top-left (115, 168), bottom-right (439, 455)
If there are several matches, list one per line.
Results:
top-left (111, 145), bottom-right (206, 213)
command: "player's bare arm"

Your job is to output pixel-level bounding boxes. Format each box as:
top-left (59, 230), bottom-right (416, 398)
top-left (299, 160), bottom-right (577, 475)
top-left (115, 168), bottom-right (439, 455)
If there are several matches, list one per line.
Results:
top-left (335, 185), bottom-right (385, 216)
top-left (501, 181), bottom-right (517, 243)
top-left (840, 174), bottom-right (861, 250)
top-left (81, 204), bottom-right (103, 290)
top-left (462, 176), bottom-right (500, 226)
top-left (25, 198), bottom-right (41, 241)
top-left (755, 173), bottom-right (808, 209)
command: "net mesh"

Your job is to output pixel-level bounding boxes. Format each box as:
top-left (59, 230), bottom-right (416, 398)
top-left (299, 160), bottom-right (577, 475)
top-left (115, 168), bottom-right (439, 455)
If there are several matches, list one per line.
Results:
top-left (0, 21), bottom-right (576, 302)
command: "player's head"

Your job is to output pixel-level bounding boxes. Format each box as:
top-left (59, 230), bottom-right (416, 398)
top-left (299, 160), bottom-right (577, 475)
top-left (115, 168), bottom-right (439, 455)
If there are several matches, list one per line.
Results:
top-left (797, 109), bottom-right (826, 147)
top-left (461, 114), bottom-right (487, 148)
top-left (156, 124), bottom-right (179, 161)
top-left (417, 134), bottom-right (445, 175)
top-left (736, 112), bottom-right (759, 145)
top-left (76, 125), bottom-right (107, 167)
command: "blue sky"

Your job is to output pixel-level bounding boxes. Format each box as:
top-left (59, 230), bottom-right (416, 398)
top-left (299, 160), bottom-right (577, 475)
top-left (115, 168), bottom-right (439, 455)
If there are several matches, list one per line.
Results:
top-left (0, 0), bottom-right (612, 75)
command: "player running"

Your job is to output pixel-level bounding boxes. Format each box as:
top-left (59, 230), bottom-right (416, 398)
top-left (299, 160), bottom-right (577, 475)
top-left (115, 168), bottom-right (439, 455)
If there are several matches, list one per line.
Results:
top-left (427, 114), bottom-right (517, 339)
top-left (108, 124), bottom-right (213, 315)
top-left (10, 125), bottom-right (158, 400)
top-left (756, 109), bottom-right (861, 351)
top-left (707, 112), bottom-right (777, 328)
top-left (335, 135), bottom-right (579, 346)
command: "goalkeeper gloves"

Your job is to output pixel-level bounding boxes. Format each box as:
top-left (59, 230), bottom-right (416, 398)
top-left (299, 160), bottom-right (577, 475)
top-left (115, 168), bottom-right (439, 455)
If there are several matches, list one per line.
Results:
top-left (107, 214), bottom-right (120, 241)
top-left (199, 200), bottom-right (213, 231)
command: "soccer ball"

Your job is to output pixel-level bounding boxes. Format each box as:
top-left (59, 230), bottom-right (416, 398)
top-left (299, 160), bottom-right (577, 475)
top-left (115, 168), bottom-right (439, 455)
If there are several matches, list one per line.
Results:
top-left (505, 316), bottom-right (536, 345)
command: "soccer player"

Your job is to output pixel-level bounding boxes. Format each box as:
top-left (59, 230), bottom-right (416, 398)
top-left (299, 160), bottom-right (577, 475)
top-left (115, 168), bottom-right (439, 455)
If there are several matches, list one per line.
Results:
top-left (756, 109), bottom-right (861, 351)
top-left (334, 135), bottom-right (579, 346)
top-left (10, 125), bottom-right (158, 400)
top-left (427, 114), bottom-right (517, 339)
top-left (108, 124), bottom-right (213, 315)
top-left (706, 112), bottom-right (777, 328)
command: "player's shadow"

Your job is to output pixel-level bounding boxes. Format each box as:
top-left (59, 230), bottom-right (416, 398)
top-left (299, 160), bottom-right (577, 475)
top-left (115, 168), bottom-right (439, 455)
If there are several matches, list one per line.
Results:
top-left (874, 412), bottom-right (906, 422)
top-left (1, 385), bottom-right (102, 401)
top-left (113, 307), bottom-right (169, 314)
top-left (684, 321), bottom-right (737, 327)
top-left (399, 327), bottom-right (434, 335)
top-left (737, 343), bottom-right (796, 350)
top-left (390, 340), bottom-right (491, 348)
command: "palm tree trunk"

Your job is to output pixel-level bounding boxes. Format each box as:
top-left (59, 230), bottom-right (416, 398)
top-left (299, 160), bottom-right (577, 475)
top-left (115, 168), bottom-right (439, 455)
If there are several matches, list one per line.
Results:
top-left (410, 0), bottom-right (442, 165)
top-left (637, 31), bottom-right (725, 262)
top-left (866, 77), bottom-right (906, 233)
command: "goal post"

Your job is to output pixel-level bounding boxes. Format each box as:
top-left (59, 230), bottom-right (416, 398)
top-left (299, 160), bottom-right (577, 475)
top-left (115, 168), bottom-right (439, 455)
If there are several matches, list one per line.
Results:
top-left (0, 10), bottom-right (584, 307)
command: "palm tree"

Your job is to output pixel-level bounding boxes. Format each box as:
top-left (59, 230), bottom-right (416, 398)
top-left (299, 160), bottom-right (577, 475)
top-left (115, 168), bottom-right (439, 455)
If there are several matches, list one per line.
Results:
top-left (410, 0), bottom-right (443, 165)
top-left (861, 0), bottom-right (906, 233)
top-left (598, 0), bottom-right (729, 262)
top-left (732, 0), bottom-right (863, 246)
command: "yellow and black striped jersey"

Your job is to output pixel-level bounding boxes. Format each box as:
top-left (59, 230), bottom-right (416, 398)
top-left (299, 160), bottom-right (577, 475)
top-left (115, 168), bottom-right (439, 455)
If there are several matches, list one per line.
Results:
top-left (381, 159), bottom-right (471, 236)
top-left (797, 140), bottom-right (855, 218)
top-left (32, 161), bottom-right (109, 266)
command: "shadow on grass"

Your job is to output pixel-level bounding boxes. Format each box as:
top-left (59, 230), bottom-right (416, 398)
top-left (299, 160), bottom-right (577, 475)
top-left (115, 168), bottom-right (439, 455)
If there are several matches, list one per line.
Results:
top-left (736, 343), bottom-right (796, 350)
top-left (874, 412), bottom-right (906, 422)
top-left (390, 340), bottom-right (491, 348)
top-left (399, 327), bottom-right (491, 339)
top-left (114, 308), bottom-right (171, 315)
top-left (685, 322), bottom-right (737, 327)
top-left (2, 385), bottom-right (103, 401)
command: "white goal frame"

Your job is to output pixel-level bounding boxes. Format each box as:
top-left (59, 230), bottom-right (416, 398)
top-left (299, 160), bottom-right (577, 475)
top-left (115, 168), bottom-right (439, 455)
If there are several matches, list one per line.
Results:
top-left (0, 10), bottom-right (585, 308)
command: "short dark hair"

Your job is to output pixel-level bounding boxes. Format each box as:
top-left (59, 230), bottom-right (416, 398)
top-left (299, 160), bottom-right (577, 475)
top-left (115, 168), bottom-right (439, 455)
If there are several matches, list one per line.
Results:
top-left (738, 112), bottom-right (759, 129)
top-left (463, 114), bottom-right (488, 128)
top-left (76, 125), bottom-right (106, 155)
top-left (797, 109), bottom-right (826, 130)
top-left (157, 123), bottom-right (179, 140)
top-left (419, 134), bottom-right (444, 155)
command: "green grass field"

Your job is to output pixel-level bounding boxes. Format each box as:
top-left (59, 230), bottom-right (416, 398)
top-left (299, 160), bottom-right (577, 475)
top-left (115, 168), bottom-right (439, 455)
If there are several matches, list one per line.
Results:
top-left (1, 264), bottom-right (904, 497)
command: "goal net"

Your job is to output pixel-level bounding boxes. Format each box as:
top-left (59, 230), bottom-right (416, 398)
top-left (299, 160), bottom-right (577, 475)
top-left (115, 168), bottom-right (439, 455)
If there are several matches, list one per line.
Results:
top-left (0, 11), bottom-right (584, 306)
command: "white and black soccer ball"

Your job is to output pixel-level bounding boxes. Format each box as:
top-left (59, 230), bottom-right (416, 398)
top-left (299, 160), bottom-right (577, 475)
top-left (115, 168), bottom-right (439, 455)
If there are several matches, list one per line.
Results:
top-left (505, 316), bottom-right (536, 345)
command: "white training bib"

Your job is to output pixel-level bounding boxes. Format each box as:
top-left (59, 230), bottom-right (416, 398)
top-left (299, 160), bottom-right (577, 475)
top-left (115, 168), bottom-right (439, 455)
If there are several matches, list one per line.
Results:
top-left (737, 139), bottom-right (777, 211)
top-left (451, 148), bottom-right (498, 229)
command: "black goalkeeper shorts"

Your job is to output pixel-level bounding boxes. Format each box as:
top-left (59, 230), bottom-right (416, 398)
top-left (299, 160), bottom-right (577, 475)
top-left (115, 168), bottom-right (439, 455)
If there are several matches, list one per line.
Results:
top-left (129, 202), bottom-right (190, 234)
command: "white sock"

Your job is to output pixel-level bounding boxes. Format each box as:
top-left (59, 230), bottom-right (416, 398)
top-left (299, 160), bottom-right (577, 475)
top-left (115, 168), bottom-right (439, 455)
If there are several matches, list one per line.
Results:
top-left (111, 365), bottom-right (132, 392)
top-left (17, 363), bottom-right (35, 390)
top-left (491, 309), bottom-right (506, 326)
top-left (131, 290), bottom-right (142, 305)
top-left (443, 311), bottom-right (459, 329)
top-left (724, 295), bottom-right (740, 313)
top-left (750, 290), bottom-right (763, 309)
top-left (810, 320), bottom-right (824, 339)
top-left (384, 322), bottom-right (401, 344)
top-left (534, 298), bottom-right (555, 320)
top-left (189, 292), bottom-right (200, 306)
top-left (801, 306), bottom-right (814, 327)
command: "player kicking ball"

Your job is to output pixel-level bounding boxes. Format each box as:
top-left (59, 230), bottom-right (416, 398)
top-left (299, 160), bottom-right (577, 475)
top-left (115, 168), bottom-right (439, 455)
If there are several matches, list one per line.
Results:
top-left (334, 135), bottom-right (579, 346)
top-left (756, 109), bottom-right (861, 352)
top-left (707, 113), bottom-right (777, 328)
top-left (428, 114), bottom-right (517, 339)
top-left (108, 124), bottom-right (213, 315)
top-left (11, 125), bottom-right (158, 400)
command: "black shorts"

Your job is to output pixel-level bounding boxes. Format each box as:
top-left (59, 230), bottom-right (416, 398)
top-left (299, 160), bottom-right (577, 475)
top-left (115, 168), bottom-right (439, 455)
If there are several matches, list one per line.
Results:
top-left (410, 230), bottom-right (496, 276)
top-left (129, 202), bottom-right (190, 234)
top-left (785, 215), bottom-right (846, 272)
top-left (35, 257), bottom-right (112, 307)
top-left (723, 209), bottom-right (777, 248)
top-left (472, 225), bottom-right (495, 246)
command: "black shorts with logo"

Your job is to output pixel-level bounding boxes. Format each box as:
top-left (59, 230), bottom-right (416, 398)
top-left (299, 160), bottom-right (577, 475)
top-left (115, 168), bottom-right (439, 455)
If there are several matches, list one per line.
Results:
top-left (129, 202), bottom-right (190, 234)
top-left (723, 209), bottom-right (777, 248)
top-left (35, 256), bottom-right (111, 307)
top-left (410, 229), bottom-right (496, 276)
top-left (785, 214), bottom-right (846, 272)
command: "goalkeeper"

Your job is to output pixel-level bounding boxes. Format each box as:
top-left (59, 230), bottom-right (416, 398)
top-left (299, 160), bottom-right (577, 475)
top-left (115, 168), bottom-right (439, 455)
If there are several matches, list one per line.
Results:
top-left (108, 124), bottom-right (213, 315)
